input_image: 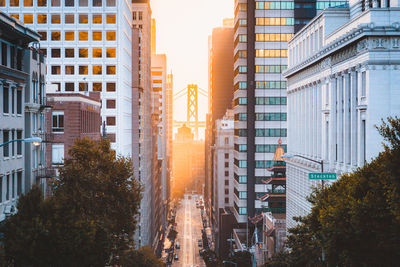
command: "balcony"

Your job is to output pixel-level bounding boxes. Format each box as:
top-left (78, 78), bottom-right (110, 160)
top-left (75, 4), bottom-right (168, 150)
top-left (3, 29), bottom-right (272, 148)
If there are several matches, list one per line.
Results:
top-left (33, 167), bottom-right (57, 180)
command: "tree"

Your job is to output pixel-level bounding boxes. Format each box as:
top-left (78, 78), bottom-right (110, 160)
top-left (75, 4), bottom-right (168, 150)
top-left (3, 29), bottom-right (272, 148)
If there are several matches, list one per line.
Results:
top-left (267, 117), bottom-right (400, 266)
top-left (120, 246), bottom-right (165, 267)
top-left (1, 138), bottom-right (142, 266)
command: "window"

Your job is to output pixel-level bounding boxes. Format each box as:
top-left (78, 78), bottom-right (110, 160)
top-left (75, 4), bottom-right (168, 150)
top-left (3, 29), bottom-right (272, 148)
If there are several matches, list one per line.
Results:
top-left (17, 89), bottom-right (22, 114)
top-left (93, 65), bottom-right (102, 75)
top-left (361, 71), bottom-right (366, 97)
top-left (79, 82), bottom-right (88, 91)
top-left (10, 14), bottom-right (19, 20)
top-left (37, 14), bottom-right (47, 24)
top-left (106, 48), bottom-right (116, 58)
top-left (256, 97), bottom-right (287, 105)
top-left (3, 86), bottom-right (9, 113)
top-left (93, 0), bottom-right (102, 6)
top-left (256, 49), bottom-right (288, 58)
top-left (225, 189), bottom-right (229, 194)
top-left (79, 48), bottom-right (88, 58)
top-left (106, 117), bottom-right (116, 126)
top-left (138, 12), bottom-right (143, 20)
top-left (106, 31), bottom-right (116, 41)
top-left (37, 0), bottom-right (46, 6)
top-left (106, 66), bottom-right (116, 75)
top-left (93, 83), bottom-right (102, 92)
top-left (79, 0), bottom-right (88, 6)
top-left (255, 81), bottom-right (286, 89)
top-left (24, 0), bottom-right (32, 6)
top-left (17, 130), bottom-right (22, 155)
top-left (256, 33), bottom-right (293, 42)
top-left (224, 162), bottom-right (229, 168)
top-left (65, 82), bottom-right (74, 91)
top-left (10, 0), bottom-right (19, 6)
top-left (51, 14), bottom-right (60, 24)
top-left (51, 48), bottom-right (60, 58)
top-left (106, 83), bottom-right (116, 92)
top-left (107, 0), bottom-right (116, 6)
top-left (65, 31), bottom-right (74, 41)
top-left (79, 31), bottom-right (88, 41)
top-left (225, 198), bottom-right (229, 204)
top-left (106, 14), bottom-right (116, 24)
top-left (239, 192), bottom-right (247, 199)
top-left (255, 129), bottom-right (287, 137)
top-left (224, 137), bottom-right (229, 144)
top-left (65, 14), bottom-right (74, 24)
top-left (51, 0), bottom-right (60, 6)
top-left (65, 48), bottom-right (74, 58)
top-left (79, 66), bottom-right (88, 75)
top-left (225, 171), bottom-right (229, 177)
top-left (51, 66), bottom-right (60, 75)
top-left (65, 66), bottom-right (74, 75)
top-left (133, 12), bottom-right (137, 20)
top-left (1, 43), bottom-right (7, 66)
top-left (0, 0), bottom-right (4, 6)
top-left (17, 171), bottom-right (22, 196)
top-left (92, 31), bottom-right (102, 41)
top-left (6, 174), bottom-right (9, 200)
top-left (65, 0), bottom-right (74, 7)
top-left (51, 31), bottom-right (61, 41)
top-left (79, 14), bottom-right (88, 24)
top-left (235, 113), bottom-right (247, 121)
top-left (52, 144), bottom-right (64, 164)
top-left (52, 112), bottom-right (64, 133)
top-left (225, 153), bottom-right (229, 159)
top-left (3, 131), bottom-right (9, 157)
top-left (24, 14), bottom-right (33, 24)
top-left (106, 99), bottom-right (116, 109)
top-left (238, 175), bottom-right (247, 183)
top-left (93, 14), bottom-right (102, 24)
top-left (12, 173), bottom-right (15, 199)
top-left (255, 113), bottom-right (287, 121)
top-left (38, 31), bottom-right (47, 41)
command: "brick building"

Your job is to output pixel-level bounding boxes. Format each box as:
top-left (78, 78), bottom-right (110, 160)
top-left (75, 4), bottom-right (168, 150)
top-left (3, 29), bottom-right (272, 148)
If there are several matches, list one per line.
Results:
top-left (46, 90), bottom-right (102, 166)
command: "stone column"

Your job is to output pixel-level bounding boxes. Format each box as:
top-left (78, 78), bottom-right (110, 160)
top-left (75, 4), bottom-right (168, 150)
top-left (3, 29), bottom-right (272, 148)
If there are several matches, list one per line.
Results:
top-left (350, 69), bottom-right (358, 167)
top-left (343, 72), bottom-right (351, 165)
top-left (329, 76), bottom-right (337, 166)
top-left (337, 74), bottom-right (344, 164)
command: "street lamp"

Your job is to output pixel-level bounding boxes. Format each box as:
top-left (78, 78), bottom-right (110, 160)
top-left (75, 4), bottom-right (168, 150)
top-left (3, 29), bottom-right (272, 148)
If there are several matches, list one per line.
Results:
top-left (0, 137), bottom-right (42, 148)
top-left (223, 260), bottom-right (238, 267)
top-left (281, 153), bottom-right (325, 187)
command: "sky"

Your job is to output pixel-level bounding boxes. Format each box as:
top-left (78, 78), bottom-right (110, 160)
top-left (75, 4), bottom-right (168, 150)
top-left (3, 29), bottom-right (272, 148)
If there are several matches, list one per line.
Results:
top-left (150, 0), bottom-right (234, 123)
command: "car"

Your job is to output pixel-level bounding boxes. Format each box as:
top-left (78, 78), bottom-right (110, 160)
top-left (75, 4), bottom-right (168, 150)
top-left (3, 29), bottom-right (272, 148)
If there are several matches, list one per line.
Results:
top-left (198, 240), bottom-right (203, 247)
top-left (174, 254), bottom-right (179, 261)
top-left (175, 242), bottom-right (180, 250)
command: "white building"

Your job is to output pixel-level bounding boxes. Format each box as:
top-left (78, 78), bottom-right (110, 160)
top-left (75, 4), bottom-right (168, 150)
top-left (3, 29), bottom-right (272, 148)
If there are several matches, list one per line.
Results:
top-left (283, 0), bottom-right (400, 229)
top-left (0, 0), bottom-right (133, 156)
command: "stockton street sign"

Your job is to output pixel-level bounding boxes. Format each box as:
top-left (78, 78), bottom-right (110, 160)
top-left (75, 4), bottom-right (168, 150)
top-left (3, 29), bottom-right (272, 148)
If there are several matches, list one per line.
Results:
top-left (309, 173), bottom-right (337, 180)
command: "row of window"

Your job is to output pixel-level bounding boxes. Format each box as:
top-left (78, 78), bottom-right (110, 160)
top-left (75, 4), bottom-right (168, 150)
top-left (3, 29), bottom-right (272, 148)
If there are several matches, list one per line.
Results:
top-left (1, 0), bottom-right (116, 7)
top-left (256, 144), bottom-right (287, 153)
top-left (2, 86), bottom-right (23, 115)
top-left (12, 13), bottom-right (116, 24)
top-left (0, 171), bottom-right (23, 202)
top-left (256, 65), bottom-right (287, 74)
top-left (256, 17), bottom-right (294, 26)
top-left (235, 97), bottom-right (287, 106)
top-left (46, 47), bottom-right (116, 58)
top-left (235, 113), bottom-right (287, 121)
top-left (53, 81), bottom-right (115, 92)
top-left (234, 159), bottom-right (286, 169)
top-left (1, 42), bottom-right (23, 71)
top-left (255, 128), bottom-right (287, 137)
top-left (234, 202), bottom-right (247, 215)
top-left (317, 2), bottom-right (348, 10)
top-left (256, 49), bottom-right (288, 58)
top-left (256, 1), bottom-right (294, 10)
top-left (51, 65), bottom-right (116, 75)
top-left (235, 81), bottom-right (287, 90)
top-left (2, 130), bottom-right (23, 157)
top-left (234, 188), bottom-right (247, 199)
top-left (256, 33), bottom-right (293, 42)
top-left (39, 31), bottom-right (116, 42)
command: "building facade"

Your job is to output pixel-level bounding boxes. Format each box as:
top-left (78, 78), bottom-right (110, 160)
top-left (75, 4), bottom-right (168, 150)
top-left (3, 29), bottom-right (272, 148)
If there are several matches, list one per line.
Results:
top-left (132, 0), bottom-right (153, 248)
top-left (0, 0), bottom-right (133, 156)
top-left (283, 0), bottom-right (400, 229)
top-left (0, 12), bottom-right (44, 221)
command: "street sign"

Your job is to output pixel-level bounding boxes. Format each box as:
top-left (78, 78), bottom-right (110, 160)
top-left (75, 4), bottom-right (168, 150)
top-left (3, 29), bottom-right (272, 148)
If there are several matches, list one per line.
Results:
top-left (309, 173), bottom-right (337, 180)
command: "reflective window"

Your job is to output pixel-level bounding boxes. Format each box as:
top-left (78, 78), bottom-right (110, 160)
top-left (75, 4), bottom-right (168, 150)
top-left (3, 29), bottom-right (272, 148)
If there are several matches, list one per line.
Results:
top-left (65, 0), bottom-right (74, 7)
top-left (93, 0), bottom-right (102, 6)
top-left (65, 31), bottom-right (74, 41)
top-left (256, 17), bottom-right (294, 26)
top-left (106, 14), bottom-right (116, 24)
top-left (37, 0), bottom-right (46, 6)
top-left (255, 65), bottom-right (287, 73)
top-left (10, 14), bottom-right (19, 20)
top-left (79, 31), bottom-right (88, 41)
top-left (255, 49), bottom-right (288, 58)
top-left (255, 2), bottom-right (294, 10)
top-left (37, 14), bottom-right (47, 24)
top-left (79, 82), bottom-right (88, 91)
top-left (93, 83), bottom-right (102, 92)
top-left (256, 33), bottom-right (293, 42)
top-left (92, 31), bottom-right (102, 41)
top-left (93, 65), bottom-right (102, 75)
top-left (255, 81), bottom-right (286, 89)
top-left (65, 65), bottom-right (74, 75)
top-left (24, 0), bottom-right (32, 6)
top-left (51, 66), bottom-right (60, 75)
top-left (106, 65), bottom-right (116, 75)
top-left (79, 14), bottom-right (88, 24)
top-left (65, 14), bottom-right (74, 24)
top-left (65, 83), bottom-right (74, 92)
top-left (79, 66), bottom-right (88, 75)
top-left (106, 117), bottom-right (116, 126)
top-left (106, 31), bottom-right (116, 41)
top-left (38, 31), bottom-right (47, 41)
top-left (79, 0), bottom-right (88, 6)
top-left (10, 0), bottom-right (19, 6)
top-left (0, 0), bottom-right (4, 6)
top-left (51, 14), bottom-right (60, 24)
top-left (93, 14), bottom-right (102, 24)
top-left (65, 48), bottom-right (74, 58)
top-left (106, 48), bottom-right (116, 58)
top-left (51, 48), bottom-right (60, 58)
top-left (79, 48), bottom-right (88, 58)
top-left (51, 31), bottom-right (61, 41)
top-left (106, 83), bottom-right (116, 92)
top-left (107, 0), bottom-right (116, 6)
top-left (24, 14), bottom-right (33, 24)
top-left (92, 48), bottom-right (102, 58)
top-left (51, 0), bottom-right (60, 6)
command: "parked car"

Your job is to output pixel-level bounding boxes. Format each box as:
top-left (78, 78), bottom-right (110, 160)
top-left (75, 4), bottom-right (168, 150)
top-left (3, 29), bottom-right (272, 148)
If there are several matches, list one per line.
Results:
top-left (176, 242), bottom-right (180, 250)
top-left (198, 239), bottom-right (202, 247)
top-left (174, 254), bottom-right (179, 261)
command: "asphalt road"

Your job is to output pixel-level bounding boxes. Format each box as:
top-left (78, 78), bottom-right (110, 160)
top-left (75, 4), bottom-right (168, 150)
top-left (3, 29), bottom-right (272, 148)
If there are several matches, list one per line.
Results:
top-left (172, 194), bottom-right (206, 267)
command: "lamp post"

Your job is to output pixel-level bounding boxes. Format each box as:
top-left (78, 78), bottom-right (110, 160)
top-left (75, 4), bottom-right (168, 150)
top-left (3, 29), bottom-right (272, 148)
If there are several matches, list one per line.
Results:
top-left (0, 137), bottom-right (42, 148)
top-left (281, 153), bottom-right (325, 188)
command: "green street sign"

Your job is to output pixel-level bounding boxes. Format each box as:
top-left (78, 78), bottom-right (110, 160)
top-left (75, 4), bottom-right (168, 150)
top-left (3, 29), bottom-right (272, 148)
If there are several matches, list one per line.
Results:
top-left (309, 173), bottom-right (337, 180)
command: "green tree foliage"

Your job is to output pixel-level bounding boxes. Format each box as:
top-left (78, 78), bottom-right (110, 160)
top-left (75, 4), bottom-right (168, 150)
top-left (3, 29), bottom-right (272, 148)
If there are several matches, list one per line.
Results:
top-left (120, 246), bottom-right (165, 267)
top-left (267, 117), bottom-right (400, 267)
top-left (1, 138), bottom-right (142, 266)
top-left (230, 251), bottom-right (252, 267)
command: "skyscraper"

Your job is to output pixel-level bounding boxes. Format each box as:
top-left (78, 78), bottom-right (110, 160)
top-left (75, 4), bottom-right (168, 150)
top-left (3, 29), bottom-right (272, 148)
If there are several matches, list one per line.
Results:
top-left (0, 0), bottom-right (133, 157)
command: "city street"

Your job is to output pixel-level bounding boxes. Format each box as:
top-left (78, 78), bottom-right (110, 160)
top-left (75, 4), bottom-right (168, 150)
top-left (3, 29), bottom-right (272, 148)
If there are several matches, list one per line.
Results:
top-left (172, 194), bottom-right (206, 267)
